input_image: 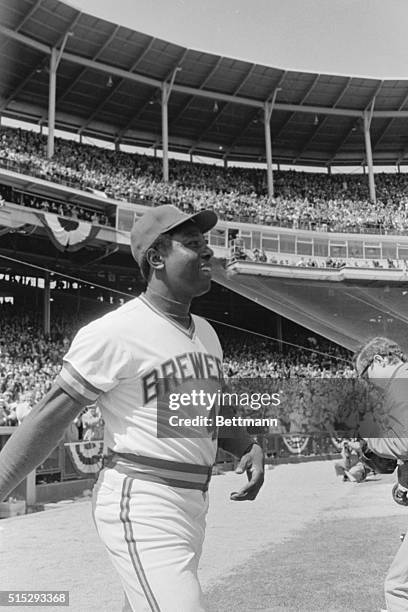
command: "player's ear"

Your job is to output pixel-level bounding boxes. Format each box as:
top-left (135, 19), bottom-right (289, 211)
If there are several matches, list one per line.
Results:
top-left (373, 354), bottom-right (385, 366)
top-left (146, 247), bottom-right (165, 272)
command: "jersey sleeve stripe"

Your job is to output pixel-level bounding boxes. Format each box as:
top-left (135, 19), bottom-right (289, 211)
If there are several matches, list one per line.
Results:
top-left (58, 365), bottom-right (101, 403)
top-left (56, 375), bottom-right (91, 404)
top-left (63, 361), bottom-right (102, 396)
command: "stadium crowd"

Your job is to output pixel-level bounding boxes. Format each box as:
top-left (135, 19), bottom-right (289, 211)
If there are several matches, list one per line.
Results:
top-left (0, 304), bottom-right (354, 433)
top-left (231, 247), bottom-right (405, 270)
top-left (0, 184), bottom-right (113, 227)
top-left (0, 306), bottom-right (106, 437)
top-left (220, 330), bottom-right (353, 379)
top-left (2, 126), bottom-right (408, 234)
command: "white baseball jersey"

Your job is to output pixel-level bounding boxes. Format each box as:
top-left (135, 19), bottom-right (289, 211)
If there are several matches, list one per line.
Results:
top-left (58, 296), bottom-right (224, 610)
top-left (57, 295), bottom-right (223, 468)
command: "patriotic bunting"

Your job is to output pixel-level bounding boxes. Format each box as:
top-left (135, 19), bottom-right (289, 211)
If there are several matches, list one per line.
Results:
top-left (281, 434), bottom-right (310, 454)
top-left (64, 441), bottom-right (104, 476)
top-left (35, 212), bottom-right (100, 252)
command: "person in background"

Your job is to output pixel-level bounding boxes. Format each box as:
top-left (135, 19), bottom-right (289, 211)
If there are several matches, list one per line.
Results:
top-left (334, 439), bottom-right (368, 482)
top-left (354, 336), bottom-right (408, 612)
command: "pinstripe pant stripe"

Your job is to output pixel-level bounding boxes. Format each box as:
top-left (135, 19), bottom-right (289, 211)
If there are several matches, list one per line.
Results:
top-left (119, 477), bottom-right (161, 612)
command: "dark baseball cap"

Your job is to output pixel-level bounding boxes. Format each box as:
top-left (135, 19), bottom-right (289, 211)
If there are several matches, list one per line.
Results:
top-left (130, 204), bottom-right (218, 265)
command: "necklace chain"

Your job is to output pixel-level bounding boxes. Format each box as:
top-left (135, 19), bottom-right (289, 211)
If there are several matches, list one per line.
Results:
top-left (143, 293), bottom-right (191, 324)
top-left (147, 289), bottom-right (187, 306)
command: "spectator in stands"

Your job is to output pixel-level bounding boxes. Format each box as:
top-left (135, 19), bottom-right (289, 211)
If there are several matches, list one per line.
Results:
top-left (0, 301), bottom-right (355, 426)
top-left (81, 405), bottom-right (104, 441)
top-left (3, 125), bottom-right (408, 235)
top-left (0, 397), bottom-right (8, 426)
top-left (15, 392), bottom-right (33, 424)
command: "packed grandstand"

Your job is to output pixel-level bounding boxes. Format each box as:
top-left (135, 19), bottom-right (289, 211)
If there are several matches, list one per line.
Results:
top-left (0, 121), bottom-right (399, 438)
top-left (0, 297), bottom-right (356, 433)
top-left (2, 126), bottom-right (408, 234)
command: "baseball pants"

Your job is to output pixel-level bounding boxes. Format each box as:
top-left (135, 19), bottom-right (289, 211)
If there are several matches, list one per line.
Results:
top-left (92, 467), bottom-right (209, 612)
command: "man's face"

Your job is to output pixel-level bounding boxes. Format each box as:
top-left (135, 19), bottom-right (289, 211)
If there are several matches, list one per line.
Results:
top-left (161, 223), bottom-right (213, 299)
top-left (356, 354), bottom-right (396, 383)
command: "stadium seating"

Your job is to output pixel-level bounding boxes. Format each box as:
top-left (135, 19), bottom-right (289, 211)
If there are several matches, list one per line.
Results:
top-left (0, 303), bottom-right (354, 430)
top-left (1, 126), bottom-right (408, 234)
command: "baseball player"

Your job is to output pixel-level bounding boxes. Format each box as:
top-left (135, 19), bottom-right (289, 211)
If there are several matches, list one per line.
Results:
top-left (354, 336), bottom-right (408, 612)
top-left (0, 205), bottom-right (264, 612)
top-left (334, 439), bottom-right (368, 482)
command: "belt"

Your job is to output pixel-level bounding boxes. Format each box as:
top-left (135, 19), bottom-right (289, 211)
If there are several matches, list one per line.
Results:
top-left (103, 450), bottom-right (213, 492)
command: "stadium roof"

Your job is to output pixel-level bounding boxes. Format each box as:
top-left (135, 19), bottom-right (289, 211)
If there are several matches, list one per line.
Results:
top-left (2, 0), bottom-right (408, 166)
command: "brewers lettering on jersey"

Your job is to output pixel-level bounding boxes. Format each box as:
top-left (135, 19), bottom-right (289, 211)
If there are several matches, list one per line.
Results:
top-left (0, 205), bottom-right (264, 612)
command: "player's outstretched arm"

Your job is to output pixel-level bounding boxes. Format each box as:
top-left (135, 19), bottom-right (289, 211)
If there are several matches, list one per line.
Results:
top-left (0, 383), bottom-right (87, 502)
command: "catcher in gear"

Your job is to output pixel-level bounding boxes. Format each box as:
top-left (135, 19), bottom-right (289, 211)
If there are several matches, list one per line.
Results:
top-left (334, 439), bottom-right (369, 482)
top-left (359, 440), bottom-right (397, 475)
top-left (358, 441), bottom-right (407, 505)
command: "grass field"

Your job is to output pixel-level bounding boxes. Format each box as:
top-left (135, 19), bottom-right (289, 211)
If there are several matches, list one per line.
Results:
top-left (205, 512), bottom-right (402, 612)
top-left (1, 460), bottom-right (407, 612)
top-left (203, 462), bottom-right (408, 612)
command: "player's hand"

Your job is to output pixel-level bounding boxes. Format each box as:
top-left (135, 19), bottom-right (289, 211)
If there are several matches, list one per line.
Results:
top-left (230, 443), bottom-right (264, 501)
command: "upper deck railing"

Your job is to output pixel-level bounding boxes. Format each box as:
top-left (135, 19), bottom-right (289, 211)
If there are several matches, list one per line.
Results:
top-left (2, 163), bottom-right (408, 263)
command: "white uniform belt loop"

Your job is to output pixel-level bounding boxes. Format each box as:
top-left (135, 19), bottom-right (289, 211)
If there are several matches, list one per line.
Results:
top-left (104, 450), bottom-right (213, 491)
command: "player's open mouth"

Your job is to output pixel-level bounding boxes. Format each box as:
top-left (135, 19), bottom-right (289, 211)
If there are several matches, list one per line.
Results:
top-left (200, 265), bottom-right (212, 276)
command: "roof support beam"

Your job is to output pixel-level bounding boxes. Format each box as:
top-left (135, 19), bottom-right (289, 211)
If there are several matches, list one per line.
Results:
top-left (5, 25), bottom-right (408, 124)
top-left (3, 25), bottom-right (403, 121)
top-left (17, 0), bottom-right (44, 32)
top-left (155, 61), bottom-right (257, 151)
top-left (272, 73), bottom-right (320, 143)
top-left (161, 66), bottom-right (182, 181)
top-left (5, 23), bottom-right (408, 168)
top-left (158, 57), bottom-right (225, 138)
top-left (264, 88), bottom-right (281, 198)
top-left (77, 40), bottom-right (167, 134)
top-left (47, 30), bottom-right (74, 158)
top-left (326, 81), bottom-right (384, 165)
top-left (57, 24), bottom-right (120, 105)
top-left (292, 77), bottom-right (353, 164)
top-left (111, 51), bottom-right (188, 143)
top-left (186, 65), bottom-right (262, 154)
top-left (0, 14), bottom-right (82, 113)
top-left (0, 0), bottom-right (43, 51)
top-left (0, 26), bottom-right (366, 116)
top-left (363, 106), bottom-right (376, 203)
top-left (189, 64), bottom-right (278, 157)
top-left (371, 84), bottom-right (408, 150)
top-left (222, 72), bottom-right (288, 158)
top-left (0, 25), bottom-right (50, 53)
